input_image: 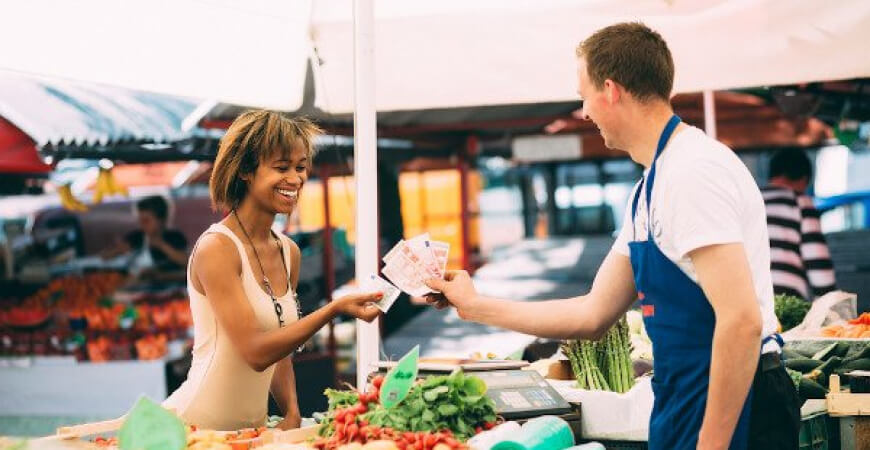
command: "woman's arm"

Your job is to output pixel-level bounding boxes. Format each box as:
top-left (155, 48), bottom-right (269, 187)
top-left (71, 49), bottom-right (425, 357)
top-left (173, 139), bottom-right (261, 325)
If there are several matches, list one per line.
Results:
top-left (270, 357), bottom-right (301, 429)
top-left (194, 233), bottom-right (381, 372)
top-left (270, 237), bottom-right (303, 428)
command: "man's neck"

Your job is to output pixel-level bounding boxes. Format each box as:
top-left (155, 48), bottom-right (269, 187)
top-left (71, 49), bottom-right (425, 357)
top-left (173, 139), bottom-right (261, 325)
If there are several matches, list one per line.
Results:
top-left (623, 103), bottom-right (680, 168)
top-left (768, 177), bottom-right (804, 194)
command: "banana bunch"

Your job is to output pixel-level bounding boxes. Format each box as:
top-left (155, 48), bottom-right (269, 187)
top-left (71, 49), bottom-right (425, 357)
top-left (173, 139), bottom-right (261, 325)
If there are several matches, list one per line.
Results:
top-left (93, 167), bottom-right (129, 204)
top-left (58, 184), bottom-right (88, 212)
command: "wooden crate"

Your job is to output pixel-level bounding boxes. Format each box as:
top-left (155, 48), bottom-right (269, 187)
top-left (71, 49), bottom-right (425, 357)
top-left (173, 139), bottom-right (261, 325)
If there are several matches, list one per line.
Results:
top-left (827, 375), bottom-right (870, 416)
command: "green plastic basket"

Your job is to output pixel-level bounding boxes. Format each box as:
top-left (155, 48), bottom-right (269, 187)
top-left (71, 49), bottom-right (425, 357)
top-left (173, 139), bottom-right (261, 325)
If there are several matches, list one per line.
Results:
top-left (799, 412), bottom-right (829, 450)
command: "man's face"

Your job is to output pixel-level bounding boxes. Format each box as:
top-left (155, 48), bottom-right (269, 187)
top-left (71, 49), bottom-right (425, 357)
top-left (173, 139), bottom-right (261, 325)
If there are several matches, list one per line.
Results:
top-left (138, 210), bottom-right (162, 237)
top-left (576, 58), bottom-right (619, 150)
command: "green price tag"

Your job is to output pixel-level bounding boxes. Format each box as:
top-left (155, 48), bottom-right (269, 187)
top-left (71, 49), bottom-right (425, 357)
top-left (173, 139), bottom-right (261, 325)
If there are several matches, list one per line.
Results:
top-left (118, 396), bottom-right (187, 450)
top-left (379, 345), bottom-right (419, 409)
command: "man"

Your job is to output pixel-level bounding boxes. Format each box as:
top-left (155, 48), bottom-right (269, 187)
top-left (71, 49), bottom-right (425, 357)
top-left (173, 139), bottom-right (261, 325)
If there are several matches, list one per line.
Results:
top-left (762, 149), bottom-right (836, 301)
top-left (426, 23), bottom-right (799, 450)
top-left (102, 195), bottom-right (188, 281)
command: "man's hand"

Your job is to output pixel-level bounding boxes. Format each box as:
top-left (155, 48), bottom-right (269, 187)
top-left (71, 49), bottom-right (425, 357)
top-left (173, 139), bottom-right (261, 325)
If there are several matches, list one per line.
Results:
top-left (424, 270), bottom-right (478, 319)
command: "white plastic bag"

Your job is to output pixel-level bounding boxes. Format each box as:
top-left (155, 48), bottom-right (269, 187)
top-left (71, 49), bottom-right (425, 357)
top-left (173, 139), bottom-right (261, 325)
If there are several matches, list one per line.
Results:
top-left (546, 377), bottom-right (653, 441)
top-left (782, 291), bottom-right (857, 340)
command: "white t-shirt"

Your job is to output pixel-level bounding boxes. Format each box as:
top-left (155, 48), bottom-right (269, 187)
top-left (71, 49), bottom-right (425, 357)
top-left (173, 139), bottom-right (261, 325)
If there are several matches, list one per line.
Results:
top-left (612, 126), bottom-right (779, 353)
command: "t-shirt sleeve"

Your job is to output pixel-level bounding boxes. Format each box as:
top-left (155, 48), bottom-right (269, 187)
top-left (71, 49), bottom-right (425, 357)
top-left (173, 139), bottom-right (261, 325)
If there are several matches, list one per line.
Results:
top-left (664, 159), bottom-right (744, 258)
top-left (164, 229), bottom-right (188, 251)
top-left (125, 230), bottom-right (144, 249)
top-left (612, 182), bottom-right (640, 257)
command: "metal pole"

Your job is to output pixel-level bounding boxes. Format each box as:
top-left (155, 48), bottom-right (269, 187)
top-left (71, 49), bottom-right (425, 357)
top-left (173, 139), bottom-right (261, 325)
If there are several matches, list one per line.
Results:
top-left (703, 90), bottom-right (717, 139)
top-left (459, 136), bottom-right (474, 271)
top-left (353, 0), bottom-right (379, 390)
top-left (321, 168), bottom-right (337, 364)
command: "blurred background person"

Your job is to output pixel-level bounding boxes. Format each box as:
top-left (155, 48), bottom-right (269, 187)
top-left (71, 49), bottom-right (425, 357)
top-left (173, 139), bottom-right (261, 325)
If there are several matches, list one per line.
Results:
top-left (761, 149), bottom-right (836, 301)
top-left (101, 195), bottom-right (188, 282)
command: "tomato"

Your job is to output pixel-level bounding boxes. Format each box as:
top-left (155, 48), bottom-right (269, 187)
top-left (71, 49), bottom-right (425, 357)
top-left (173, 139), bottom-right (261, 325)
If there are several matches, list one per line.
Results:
top-left (483, 422), bottom-right (495, 430)
top-left (475, 426), bottom-right (483, 434)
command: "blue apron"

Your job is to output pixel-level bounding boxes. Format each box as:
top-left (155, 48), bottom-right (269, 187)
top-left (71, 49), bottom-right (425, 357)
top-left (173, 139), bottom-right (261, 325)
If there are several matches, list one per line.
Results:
top-left (628, 115), bottom-right (763, 449)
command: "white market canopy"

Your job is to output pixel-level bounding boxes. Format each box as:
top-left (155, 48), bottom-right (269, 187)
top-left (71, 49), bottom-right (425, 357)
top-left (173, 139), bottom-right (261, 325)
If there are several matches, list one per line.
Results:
top-left (2, 0), bottom-right (869, 113)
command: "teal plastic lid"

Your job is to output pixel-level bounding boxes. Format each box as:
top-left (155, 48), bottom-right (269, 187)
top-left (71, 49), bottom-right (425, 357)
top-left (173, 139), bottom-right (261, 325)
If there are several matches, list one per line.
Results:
top-left (491, 416), bottom-right (574, 450)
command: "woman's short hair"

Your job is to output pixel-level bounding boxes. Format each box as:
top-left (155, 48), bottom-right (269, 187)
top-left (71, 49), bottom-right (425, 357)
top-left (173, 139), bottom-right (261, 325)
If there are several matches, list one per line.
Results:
top-left (210, 110), bottom-right (322, 212)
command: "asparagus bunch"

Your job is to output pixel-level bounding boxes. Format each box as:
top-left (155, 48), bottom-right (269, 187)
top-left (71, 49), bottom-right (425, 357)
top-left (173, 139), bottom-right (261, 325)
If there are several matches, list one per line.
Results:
top-left (563, 317), bottom-right (635, 393)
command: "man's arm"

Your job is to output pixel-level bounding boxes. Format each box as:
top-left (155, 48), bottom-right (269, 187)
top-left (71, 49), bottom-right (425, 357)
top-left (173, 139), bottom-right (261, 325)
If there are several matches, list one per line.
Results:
top-left (426, 250), bottom-right (638, 340)
top-left (151, 232), bottom-right (188, 267)
top-left (692, 243), bottom-right (762, 450)
top-left (797, 196), bottom-right (836, 297)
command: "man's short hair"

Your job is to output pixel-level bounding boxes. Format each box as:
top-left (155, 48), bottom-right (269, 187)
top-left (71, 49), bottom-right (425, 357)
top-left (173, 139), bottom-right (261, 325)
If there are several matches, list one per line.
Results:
top-left (576, 22), bottom-right (674, 103)
top-left (136, 195), bottom-right (169, 221)
top-left (769, 149), bottom-right (813, 181)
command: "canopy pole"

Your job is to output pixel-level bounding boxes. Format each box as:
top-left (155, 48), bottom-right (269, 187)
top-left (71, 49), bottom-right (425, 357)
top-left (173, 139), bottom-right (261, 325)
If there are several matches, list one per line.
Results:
top-left (353, 0), bottom-right (379, 390)
top-left (703, 90), bottom-right (717, 139)
top-left (321, 167), bottom-right (337, 387)
top-left (460, 136), bottom-right (475, 271)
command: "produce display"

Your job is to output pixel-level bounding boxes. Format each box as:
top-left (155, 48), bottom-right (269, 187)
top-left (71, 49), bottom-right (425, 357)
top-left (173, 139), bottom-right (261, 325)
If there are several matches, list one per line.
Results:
top-left (820, 313), bottom-right (870, 338)
top-left (782, 341), bottom-right (870, 400)
top-left (562, 317), bottom-right (635, 393)
top-left (773, 294), bottom-right (811, 332)
top-left (0, 272), bottom-right (191, 361)
top-left (316, 372), bottom-right (497, 449)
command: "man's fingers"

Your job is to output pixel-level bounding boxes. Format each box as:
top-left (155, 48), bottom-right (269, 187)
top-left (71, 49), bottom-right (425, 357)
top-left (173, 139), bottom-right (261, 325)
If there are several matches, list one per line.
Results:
top-left (442, 270), bottom-right (467, 282)
top-left (425, 277), bottom-right (446, 291)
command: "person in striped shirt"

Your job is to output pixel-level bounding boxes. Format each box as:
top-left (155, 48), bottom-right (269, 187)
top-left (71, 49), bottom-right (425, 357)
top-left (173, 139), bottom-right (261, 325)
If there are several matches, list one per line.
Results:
top-left (762, 149), bottom-right (836, 301)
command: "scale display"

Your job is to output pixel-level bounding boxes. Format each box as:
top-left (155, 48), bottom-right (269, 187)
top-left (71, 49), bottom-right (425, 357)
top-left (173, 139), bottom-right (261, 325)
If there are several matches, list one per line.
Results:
top-left (476, 370), bottom-right (572, 419)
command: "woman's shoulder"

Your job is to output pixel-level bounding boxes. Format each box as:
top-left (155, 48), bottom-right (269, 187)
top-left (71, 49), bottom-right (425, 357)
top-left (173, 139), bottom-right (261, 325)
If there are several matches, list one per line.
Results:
top-left (276, 232), bottom-right (301, 258)
top-left (192, 229), bottom-right (242, 268)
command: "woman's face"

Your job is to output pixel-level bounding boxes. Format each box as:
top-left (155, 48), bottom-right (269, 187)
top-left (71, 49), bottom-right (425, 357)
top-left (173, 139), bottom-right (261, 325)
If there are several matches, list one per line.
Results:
top-left (246, 144), bottom-right (309, 215)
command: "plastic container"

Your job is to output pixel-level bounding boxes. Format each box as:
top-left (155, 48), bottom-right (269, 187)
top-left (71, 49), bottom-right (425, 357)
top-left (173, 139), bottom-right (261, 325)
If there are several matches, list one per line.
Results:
top-left (491, 416), bottom-right (574, 450)
top-left (846, 370), bottom-right (870, 393)
top-left (563, 444), bottom-right (605, 450)
top-left (799, 412), bottom-right (829, 450)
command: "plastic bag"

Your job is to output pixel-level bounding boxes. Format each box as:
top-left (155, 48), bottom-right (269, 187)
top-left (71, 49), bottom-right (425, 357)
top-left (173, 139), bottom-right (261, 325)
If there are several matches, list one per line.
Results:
top-left (546, 377), bottom-right (652, 441)
top-left (782, 291), bottom-right (857, 340)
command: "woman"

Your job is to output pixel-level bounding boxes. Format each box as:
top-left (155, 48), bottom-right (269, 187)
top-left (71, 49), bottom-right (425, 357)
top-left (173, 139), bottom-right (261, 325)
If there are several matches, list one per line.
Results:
top-left (164, 110), bottom-right (382, 431)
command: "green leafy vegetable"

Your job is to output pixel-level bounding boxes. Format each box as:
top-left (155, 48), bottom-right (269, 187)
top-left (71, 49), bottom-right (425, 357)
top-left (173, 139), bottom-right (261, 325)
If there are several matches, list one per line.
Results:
top-left (774, 294), bottom-right (811, 331)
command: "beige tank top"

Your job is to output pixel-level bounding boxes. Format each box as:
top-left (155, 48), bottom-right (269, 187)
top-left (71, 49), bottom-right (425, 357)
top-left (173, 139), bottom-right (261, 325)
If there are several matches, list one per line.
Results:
top-left (163, 223), bottom-right (299, 430)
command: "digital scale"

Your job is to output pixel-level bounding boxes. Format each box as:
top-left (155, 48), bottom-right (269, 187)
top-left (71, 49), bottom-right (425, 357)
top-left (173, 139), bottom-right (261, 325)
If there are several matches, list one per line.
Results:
top-left (473, 370), bottom-right (573, 420)
top-left (374, 361), bottom-right (574, 420)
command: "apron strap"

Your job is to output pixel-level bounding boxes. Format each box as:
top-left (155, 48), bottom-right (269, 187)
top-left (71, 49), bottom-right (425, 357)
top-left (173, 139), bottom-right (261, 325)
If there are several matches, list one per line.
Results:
top-left (761, 333), bottom-right (784, 350)
top-left (630, 115), bottom-right (682, 238)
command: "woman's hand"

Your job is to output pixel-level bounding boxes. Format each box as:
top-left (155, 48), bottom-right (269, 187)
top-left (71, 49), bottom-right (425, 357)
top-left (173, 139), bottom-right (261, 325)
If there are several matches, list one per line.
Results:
top-left (275, 414), bottom-right (302, 430)
top-left (335, 292), bottom-right (383, 322)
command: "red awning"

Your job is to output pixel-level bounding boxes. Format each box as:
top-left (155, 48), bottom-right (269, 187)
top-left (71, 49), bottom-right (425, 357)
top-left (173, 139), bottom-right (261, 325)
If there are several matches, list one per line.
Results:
top-left (0, 116), bottom-right (50, 174)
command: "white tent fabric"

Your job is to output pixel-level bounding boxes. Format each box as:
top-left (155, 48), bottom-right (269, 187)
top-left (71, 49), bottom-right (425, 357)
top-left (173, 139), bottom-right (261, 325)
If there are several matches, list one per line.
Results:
top-left (312, 0), bottom-right (870, 113)
top-left (1, 0), bottom-right (868, 113)
top-left (0, 0), bottom-right (312, 111)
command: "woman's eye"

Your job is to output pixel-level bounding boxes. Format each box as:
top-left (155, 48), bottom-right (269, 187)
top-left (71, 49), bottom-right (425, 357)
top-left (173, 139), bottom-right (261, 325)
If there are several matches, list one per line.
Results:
top-left (275, 166), bottom-right (290, 172)
top-left (296, 166), bottom-right (306, 172)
